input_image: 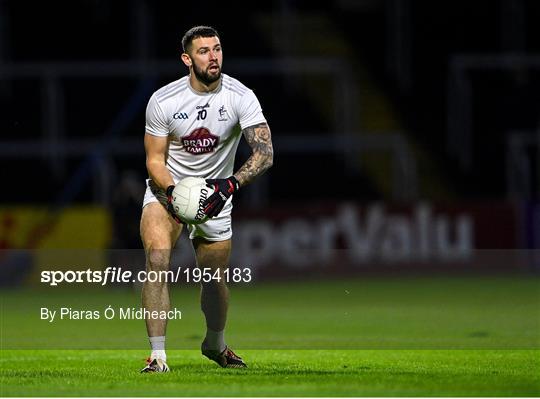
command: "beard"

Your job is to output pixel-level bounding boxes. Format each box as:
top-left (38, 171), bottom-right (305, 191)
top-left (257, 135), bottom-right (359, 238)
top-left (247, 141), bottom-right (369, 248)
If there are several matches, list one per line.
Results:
top-left (192, 59), bottom-right (221, 86)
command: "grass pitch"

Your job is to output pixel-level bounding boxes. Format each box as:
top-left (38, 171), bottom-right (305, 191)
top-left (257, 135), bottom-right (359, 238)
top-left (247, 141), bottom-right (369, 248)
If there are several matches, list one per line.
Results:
top-left (1, 349), bottom-right (539, 396)
top-left (1, 276), bottom-right (539, 396)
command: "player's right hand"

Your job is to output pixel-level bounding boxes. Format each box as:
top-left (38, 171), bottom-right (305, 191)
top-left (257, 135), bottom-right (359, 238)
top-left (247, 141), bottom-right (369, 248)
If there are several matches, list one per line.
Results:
top-left (166, 185), bottom-right (184, 225)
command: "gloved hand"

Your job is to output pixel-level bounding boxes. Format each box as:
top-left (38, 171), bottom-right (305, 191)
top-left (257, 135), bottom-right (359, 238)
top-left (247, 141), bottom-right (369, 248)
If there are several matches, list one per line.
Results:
top-left (166, 185), bottom-right (184, 224)
top-left (203, 176), bottom-right (240, 218)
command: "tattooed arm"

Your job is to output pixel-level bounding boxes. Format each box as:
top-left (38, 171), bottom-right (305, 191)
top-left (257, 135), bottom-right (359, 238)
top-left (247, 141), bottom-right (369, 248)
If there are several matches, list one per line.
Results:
top-left (202, 122), bottom-right (273, 217)
top-left (234, 122), bottom-right (274, 187)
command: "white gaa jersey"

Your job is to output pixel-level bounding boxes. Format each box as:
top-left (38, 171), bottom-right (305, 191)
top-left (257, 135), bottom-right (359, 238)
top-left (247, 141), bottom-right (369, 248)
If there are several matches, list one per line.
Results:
top-left (145, 73), bottom-right (267, 181)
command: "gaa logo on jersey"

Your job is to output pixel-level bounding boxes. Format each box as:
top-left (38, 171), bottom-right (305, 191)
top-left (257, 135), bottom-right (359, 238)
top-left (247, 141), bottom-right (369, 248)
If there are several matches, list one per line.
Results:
top-left (182, 128), bottom-right (219, 155)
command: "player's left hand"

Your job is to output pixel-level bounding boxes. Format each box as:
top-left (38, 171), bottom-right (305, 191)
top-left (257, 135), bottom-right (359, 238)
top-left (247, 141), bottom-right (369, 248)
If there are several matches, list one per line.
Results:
top-left (203, 176), bottom-right (240, 218)
top-left (166, 185), bottom-right (184, 225)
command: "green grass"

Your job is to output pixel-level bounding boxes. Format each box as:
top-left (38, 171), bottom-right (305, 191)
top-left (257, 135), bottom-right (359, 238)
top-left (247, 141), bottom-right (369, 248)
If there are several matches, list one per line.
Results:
top-left (1, 276), bottom-right (540, 396)
top-left (1, 349), bottom-right (539, 396)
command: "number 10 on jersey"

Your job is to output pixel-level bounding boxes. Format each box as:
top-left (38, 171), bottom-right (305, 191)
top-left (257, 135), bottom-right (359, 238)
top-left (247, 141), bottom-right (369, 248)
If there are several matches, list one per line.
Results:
top-left (197, 109), bottom-right (207, 120)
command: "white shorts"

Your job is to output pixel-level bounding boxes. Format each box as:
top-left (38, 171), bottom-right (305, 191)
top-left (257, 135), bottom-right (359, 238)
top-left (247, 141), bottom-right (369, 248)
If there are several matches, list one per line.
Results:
top-left (142, 179), bottom-right (233, 242)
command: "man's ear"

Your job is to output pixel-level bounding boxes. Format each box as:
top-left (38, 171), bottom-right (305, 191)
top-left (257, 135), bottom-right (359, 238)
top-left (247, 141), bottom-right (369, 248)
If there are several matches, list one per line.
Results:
top-left (181, 53), bottom-right (192, 67)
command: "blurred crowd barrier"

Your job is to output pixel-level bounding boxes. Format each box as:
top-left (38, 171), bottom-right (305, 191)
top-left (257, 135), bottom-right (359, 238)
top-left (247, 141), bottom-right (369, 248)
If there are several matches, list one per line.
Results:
top-left (0, 201), bottom-right (538, 286)
top-left (229, 201), bottom-right (538, 278)
top-left (0, 207), bottom-right (111, 285)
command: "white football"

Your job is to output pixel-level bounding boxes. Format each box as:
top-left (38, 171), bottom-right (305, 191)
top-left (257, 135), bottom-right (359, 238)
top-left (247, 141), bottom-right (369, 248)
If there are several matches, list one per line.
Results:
top-left (171, 177), bottom-right (212, 224)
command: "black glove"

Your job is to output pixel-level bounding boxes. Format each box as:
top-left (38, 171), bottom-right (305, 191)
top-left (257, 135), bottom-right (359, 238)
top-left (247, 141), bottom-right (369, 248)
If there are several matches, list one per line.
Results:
top-left (203, 176), bottom-right (240, 218)
top-left (166, 185), bottom-right (184, 224)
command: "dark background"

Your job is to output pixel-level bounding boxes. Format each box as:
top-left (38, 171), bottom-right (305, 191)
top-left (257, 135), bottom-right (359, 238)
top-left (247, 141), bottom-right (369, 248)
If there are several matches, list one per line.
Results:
top-left (1, 0), bottom-right (539, 252)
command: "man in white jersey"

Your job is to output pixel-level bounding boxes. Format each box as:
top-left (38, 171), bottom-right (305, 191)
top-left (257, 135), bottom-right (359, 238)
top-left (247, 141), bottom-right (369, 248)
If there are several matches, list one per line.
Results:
top-left (140, 26), bottom-right (273, 372)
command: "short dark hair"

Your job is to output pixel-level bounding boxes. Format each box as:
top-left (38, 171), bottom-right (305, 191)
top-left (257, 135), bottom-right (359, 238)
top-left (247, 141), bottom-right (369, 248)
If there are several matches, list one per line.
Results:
top-left (181, 26), bottom-right (220, 53)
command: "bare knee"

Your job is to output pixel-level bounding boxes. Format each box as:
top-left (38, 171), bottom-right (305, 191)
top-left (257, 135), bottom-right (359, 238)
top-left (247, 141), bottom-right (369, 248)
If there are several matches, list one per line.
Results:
top-left (146, 246), bottom-right (170, 272)
top-left (140, 203), bottom-right (181, 273)
top-left (200, 267), bottom-right (229, 292)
